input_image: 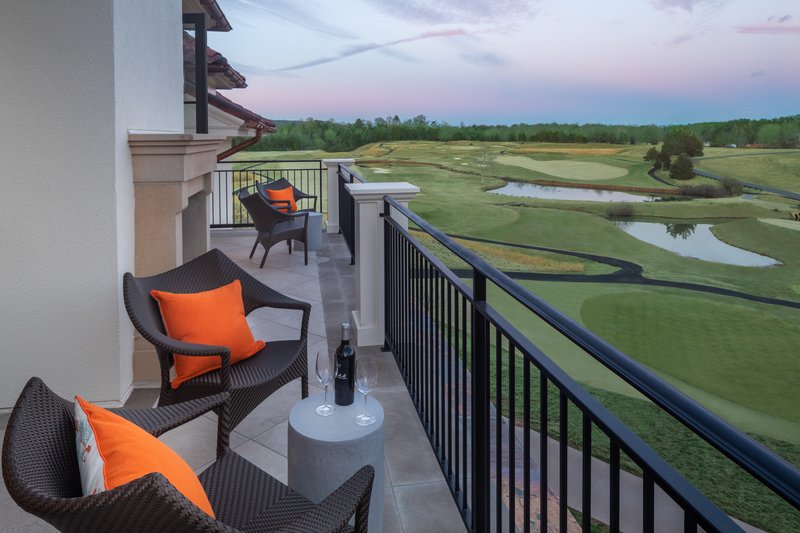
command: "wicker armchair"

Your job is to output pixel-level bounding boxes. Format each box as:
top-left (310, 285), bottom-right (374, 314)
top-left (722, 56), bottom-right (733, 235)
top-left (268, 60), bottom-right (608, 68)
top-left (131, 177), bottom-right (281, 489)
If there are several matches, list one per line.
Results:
top-left (123, 248), bottom-right (309, 452)
top-left (238, 188), bottom-right (309, 268)
top-left (256, 177), bottom-right (318, 212)
top-left (2, 378), bottom-right (375, 532)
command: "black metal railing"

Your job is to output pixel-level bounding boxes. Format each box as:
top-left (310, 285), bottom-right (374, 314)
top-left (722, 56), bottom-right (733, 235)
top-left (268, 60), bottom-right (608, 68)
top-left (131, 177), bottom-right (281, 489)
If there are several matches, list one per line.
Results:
top-left (337, 164), bottom-right (367, 265)
top-left (382, 195), bottom-right (800, 532)
top-left (211, 159), bottom-right (324, 227)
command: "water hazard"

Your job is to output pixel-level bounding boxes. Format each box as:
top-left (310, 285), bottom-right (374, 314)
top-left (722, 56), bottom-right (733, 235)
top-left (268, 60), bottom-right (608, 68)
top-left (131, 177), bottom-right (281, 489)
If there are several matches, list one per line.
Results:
top-left (615, 221), bottom-right (779, 267)
top-left (489, 181), bottom-right (657, 203)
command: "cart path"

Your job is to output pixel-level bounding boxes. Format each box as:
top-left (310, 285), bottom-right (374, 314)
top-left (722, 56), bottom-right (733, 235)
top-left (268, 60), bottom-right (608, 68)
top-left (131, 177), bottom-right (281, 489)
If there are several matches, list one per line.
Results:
top-left (443, 233), bottom-right (800, 310)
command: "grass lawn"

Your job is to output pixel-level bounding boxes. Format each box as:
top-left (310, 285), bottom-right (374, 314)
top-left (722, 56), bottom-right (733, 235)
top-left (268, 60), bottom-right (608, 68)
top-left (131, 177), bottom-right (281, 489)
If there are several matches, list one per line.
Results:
top-left (694, 150), bottom-right (800, 192)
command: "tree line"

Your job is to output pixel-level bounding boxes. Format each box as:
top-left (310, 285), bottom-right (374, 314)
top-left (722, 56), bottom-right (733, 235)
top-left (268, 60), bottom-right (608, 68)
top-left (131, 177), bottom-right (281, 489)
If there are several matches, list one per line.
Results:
top-left (243, 114), bottom-right (800, 153)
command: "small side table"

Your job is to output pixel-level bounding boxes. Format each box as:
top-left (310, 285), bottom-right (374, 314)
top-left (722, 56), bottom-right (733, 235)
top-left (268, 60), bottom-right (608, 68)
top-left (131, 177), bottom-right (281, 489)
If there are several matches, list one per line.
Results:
top-left (288, 393), bottom-right (385, 532)
top-left (305, 212), bottom-right (323, 251)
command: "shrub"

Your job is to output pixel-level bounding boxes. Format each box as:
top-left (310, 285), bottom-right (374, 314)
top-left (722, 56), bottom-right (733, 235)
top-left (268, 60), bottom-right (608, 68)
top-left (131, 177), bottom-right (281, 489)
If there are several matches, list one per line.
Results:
top-left (607, 203), bottom-right (635, 218)
top-left (680, 184), bottom-right (725, 198)
top-left (720, 176), bottom-right (743, 196)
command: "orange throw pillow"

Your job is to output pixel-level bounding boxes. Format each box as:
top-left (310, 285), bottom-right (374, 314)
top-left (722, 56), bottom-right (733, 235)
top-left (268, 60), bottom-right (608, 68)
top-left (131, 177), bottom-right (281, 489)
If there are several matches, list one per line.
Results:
top-left (74, 396), bottom-right (215, 517)
top-left (150, 280), bottom-right (265, 388)
top-left (266, 186), bottom-right (297, 212)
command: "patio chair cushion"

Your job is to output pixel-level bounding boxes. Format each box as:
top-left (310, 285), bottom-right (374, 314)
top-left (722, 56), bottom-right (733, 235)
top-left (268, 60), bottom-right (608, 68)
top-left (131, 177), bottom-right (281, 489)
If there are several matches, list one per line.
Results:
top-left (265, 186), bottom-right (297, 212)
top-left (73, 396), bottom-right (215, 517)
top-left (150, 280), bottom-right (265, 388)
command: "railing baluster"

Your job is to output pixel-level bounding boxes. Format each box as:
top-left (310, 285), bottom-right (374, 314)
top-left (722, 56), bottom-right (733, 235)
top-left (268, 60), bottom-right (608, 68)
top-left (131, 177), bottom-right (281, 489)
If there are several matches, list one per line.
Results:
top-left (415, 248), bottom-right (421, 406)
top-left (644, 471), bottom-right (655, 533)
top-left (523, 356), bottom-right (530, 533)
top-left (539, 375), bottom-right (548, 533)
top-left (559, 393), bottom-right (568, 532)
top-left (583, 414), bottom-right (592, 533)
top-left (495, 328), bottom-right (503, 533)
top-left (684, 512), bottom-right (697, 533)
top-left (462, 294), bottom-right (469, 513)
top-left (610, 441), bottom-right (620, 532)
top-left (439, 273), bottom-right (446, 463)
top-left (435, 271), bottom-right (441, 456)
top-left (508, 343), bottom-right (516, 533)
top-left (447, 282), bottom-right (453, 484)
top-left (425, 261), bottom-right (431, 432)
top-left (454, 288), bottom-right (461, 505)
top-left (472, 270), bottom-right (490, 532)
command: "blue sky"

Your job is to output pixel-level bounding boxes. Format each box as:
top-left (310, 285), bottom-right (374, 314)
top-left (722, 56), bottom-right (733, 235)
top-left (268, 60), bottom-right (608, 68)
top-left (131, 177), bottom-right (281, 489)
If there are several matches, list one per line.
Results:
top-left (208, 0), bottom-right (799, 125)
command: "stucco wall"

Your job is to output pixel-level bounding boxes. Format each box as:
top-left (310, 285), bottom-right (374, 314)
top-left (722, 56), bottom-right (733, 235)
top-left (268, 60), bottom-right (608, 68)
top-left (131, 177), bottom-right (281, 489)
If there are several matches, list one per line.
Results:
top-left (0, 0), bottom-right (183, 409)
top-left (113, 0), bottom-right (184, 398)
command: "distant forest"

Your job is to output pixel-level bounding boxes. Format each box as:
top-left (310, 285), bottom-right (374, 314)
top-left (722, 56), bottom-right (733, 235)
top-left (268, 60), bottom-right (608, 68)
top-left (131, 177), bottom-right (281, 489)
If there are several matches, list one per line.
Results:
top-left (245, 114), bottom-right (800, 152)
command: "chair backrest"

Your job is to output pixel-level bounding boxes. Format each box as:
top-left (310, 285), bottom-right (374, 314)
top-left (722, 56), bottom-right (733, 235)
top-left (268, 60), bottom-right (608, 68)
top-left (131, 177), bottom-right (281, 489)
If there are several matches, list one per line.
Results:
top-left (123, 249), bottom-right (267, 373)
top-left (238, 189), bottom-right (288, 232)
top-left (256, 177), bottom-right (301, 197)
top-left (2, 378), bottom-right (231, 532)
top-left (2, 378), bottom-right (82, 505)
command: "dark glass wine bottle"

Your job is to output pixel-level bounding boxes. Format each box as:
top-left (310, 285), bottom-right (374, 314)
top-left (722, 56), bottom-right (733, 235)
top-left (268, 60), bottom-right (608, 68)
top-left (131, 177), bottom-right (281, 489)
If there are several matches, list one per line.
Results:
top-left (334, 322), bottom-right (355, 406)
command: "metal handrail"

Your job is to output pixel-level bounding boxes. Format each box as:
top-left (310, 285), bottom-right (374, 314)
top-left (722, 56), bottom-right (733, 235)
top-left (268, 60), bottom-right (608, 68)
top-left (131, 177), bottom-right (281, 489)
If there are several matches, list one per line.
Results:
top-left (383, 195), bottom-right (800, 509)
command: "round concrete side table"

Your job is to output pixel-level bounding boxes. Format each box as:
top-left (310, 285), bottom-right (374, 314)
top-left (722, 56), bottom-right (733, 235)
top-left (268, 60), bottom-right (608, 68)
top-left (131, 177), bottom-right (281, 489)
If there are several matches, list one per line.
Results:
top-left (288, 393), bottom-right (385, 532)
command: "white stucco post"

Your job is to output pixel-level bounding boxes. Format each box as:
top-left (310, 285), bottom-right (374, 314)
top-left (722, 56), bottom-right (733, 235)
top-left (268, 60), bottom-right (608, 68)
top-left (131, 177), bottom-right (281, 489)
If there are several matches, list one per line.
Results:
top-left (345, 182), bottom-right (420, 347)
top-left (322, 158), bottom-right (355, 234)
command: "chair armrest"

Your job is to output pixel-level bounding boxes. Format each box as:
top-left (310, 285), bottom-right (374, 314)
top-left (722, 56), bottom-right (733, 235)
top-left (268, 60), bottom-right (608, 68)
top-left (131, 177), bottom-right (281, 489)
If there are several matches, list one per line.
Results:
top-left (242, 279), bottom-right (311, 341)
top-left (134, 327), bottom-right (233, 392)
top-left (113, 392), bottom-right (230, 438)
top-left (137, 327), bottom-right (230, 361)
top-left (274, 465), bottom-right (375, 533)
top-left (296, 193), bottom-right (318, 211)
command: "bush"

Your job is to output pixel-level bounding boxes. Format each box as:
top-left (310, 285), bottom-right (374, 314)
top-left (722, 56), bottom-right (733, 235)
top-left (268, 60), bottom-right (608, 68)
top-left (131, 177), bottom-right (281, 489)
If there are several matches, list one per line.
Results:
top-left (607, 203), bottom-right (635, 218)
top-left (679, 184), bottom-right (723, 198)
top-left (720, 176), bottom-right (743, 196)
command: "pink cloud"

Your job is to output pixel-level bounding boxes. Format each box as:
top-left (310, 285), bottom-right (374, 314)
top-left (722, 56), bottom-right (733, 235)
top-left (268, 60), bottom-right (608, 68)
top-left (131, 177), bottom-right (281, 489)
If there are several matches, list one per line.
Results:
top-left (736, 24), bottom-right (800, 34)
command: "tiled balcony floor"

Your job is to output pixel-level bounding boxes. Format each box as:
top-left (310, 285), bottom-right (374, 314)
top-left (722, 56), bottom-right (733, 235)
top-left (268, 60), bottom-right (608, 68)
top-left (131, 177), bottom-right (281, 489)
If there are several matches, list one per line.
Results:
top-left (0, 230), bottom-right (465, 532)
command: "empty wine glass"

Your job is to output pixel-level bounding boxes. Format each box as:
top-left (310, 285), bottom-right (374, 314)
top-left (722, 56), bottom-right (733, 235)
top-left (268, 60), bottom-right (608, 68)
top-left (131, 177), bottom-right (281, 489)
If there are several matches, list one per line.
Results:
top-left (315, 351), bottom-right (335, 416)
top-left (354, 355), bottom-right (378, 426)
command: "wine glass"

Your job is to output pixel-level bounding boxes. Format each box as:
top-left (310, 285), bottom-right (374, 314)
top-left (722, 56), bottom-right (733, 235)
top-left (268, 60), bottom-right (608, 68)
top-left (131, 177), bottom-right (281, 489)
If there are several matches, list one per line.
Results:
top-left (354, 355), bottom-right (378, 426)
top-left (315, 351), bottom-right (335, 416)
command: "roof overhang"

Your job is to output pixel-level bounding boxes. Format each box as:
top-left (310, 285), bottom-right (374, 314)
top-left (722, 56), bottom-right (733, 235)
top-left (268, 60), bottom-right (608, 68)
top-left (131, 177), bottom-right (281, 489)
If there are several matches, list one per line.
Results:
top-left (182, 0), bottom-right (231, 32)
top-left (183, 33), bottom-right (247, 90)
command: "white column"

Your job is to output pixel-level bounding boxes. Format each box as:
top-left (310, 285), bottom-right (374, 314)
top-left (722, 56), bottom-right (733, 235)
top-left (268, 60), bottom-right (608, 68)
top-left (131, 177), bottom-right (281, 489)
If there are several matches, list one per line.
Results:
top-left (346, 182), bottom-right (420, 347)
top-left (322, 158), bottom-right (355, 234)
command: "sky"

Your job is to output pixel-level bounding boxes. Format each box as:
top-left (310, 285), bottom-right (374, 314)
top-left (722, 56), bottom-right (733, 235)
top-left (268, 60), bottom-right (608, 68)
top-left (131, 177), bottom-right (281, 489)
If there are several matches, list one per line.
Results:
top-left (207, 0), bottom-right (799, 126)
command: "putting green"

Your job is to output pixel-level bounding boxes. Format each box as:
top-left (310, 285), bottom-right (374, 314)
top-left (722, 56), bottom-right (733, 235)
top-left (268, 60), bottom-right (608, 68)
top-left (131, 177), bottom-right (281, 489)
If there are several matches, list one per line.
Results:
top-left (495, 154), bottom-right (628, 181)
top-left (580, 291), bottom-right (800, 424)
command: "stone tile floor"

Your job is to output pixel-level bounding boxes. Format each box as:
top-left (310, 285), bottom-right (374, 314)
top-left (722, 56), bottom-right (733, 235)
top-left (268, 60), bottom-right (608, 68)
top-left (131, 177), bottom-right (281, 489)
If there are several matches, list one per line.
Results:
top-left (0, 230), bottom-right (465, 532)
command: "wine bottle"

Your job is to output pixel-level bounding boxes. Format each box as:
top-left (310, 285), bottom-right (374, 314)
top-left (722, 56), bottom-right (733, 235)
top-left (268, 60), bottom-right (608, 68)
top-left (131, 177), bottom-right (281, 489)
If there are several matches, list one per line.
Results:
top-left (334, 323), bottom-right (355, 405)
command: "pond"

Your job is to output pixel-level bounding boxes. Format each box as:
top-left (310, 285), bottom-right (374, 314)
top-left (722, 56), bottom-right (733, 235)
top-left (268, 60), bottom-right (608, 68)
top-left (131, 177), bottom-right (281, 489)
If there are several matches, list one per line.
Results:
top-left (615, 221), bottom-right (779, 267)
top-left (489, 181), bottom-right (658, 203)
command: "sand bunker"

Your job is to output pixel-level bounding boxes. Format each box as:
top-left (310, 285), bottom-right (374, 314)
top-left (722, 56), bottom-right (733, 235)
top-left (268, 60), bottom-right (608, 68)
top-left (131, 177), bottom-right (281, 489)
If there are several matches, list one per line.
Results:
top-left (495, 155), bottom-right (628, 181)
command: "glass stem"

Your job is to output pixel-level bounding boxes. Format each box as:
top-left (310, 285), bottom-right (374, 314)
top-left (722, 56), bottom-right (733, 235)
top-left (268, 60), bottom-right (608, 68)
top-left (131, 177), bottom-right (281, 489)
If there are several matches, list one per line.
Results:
top-left (364, 391), bottom-right (368, 413)
top-left (324, 385), bottom-right (328, 405)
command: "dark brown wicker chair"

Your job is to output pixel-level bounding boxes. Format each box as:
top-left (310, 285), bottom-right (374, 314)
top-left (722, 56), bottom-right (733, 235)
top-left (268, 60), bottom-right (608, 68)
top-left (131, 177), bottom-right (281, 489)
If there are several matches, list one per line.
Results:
top-left (256, 178), bottom-right (318, 212)
top-left (123, 248), bottom-right (309, 452)
top-left (2, 378), bottom-right (374, 532)
top-left (238, 188), bottom-right (309, 268)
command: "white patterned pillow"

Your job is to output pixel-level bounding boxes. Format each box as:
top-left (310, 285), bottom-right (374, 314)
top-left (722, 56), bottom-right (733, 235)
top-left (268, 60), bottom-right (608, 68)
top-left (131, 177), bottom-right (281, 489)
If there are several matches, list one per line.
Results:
top-left (74, 398), bottom-right (106, 496)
